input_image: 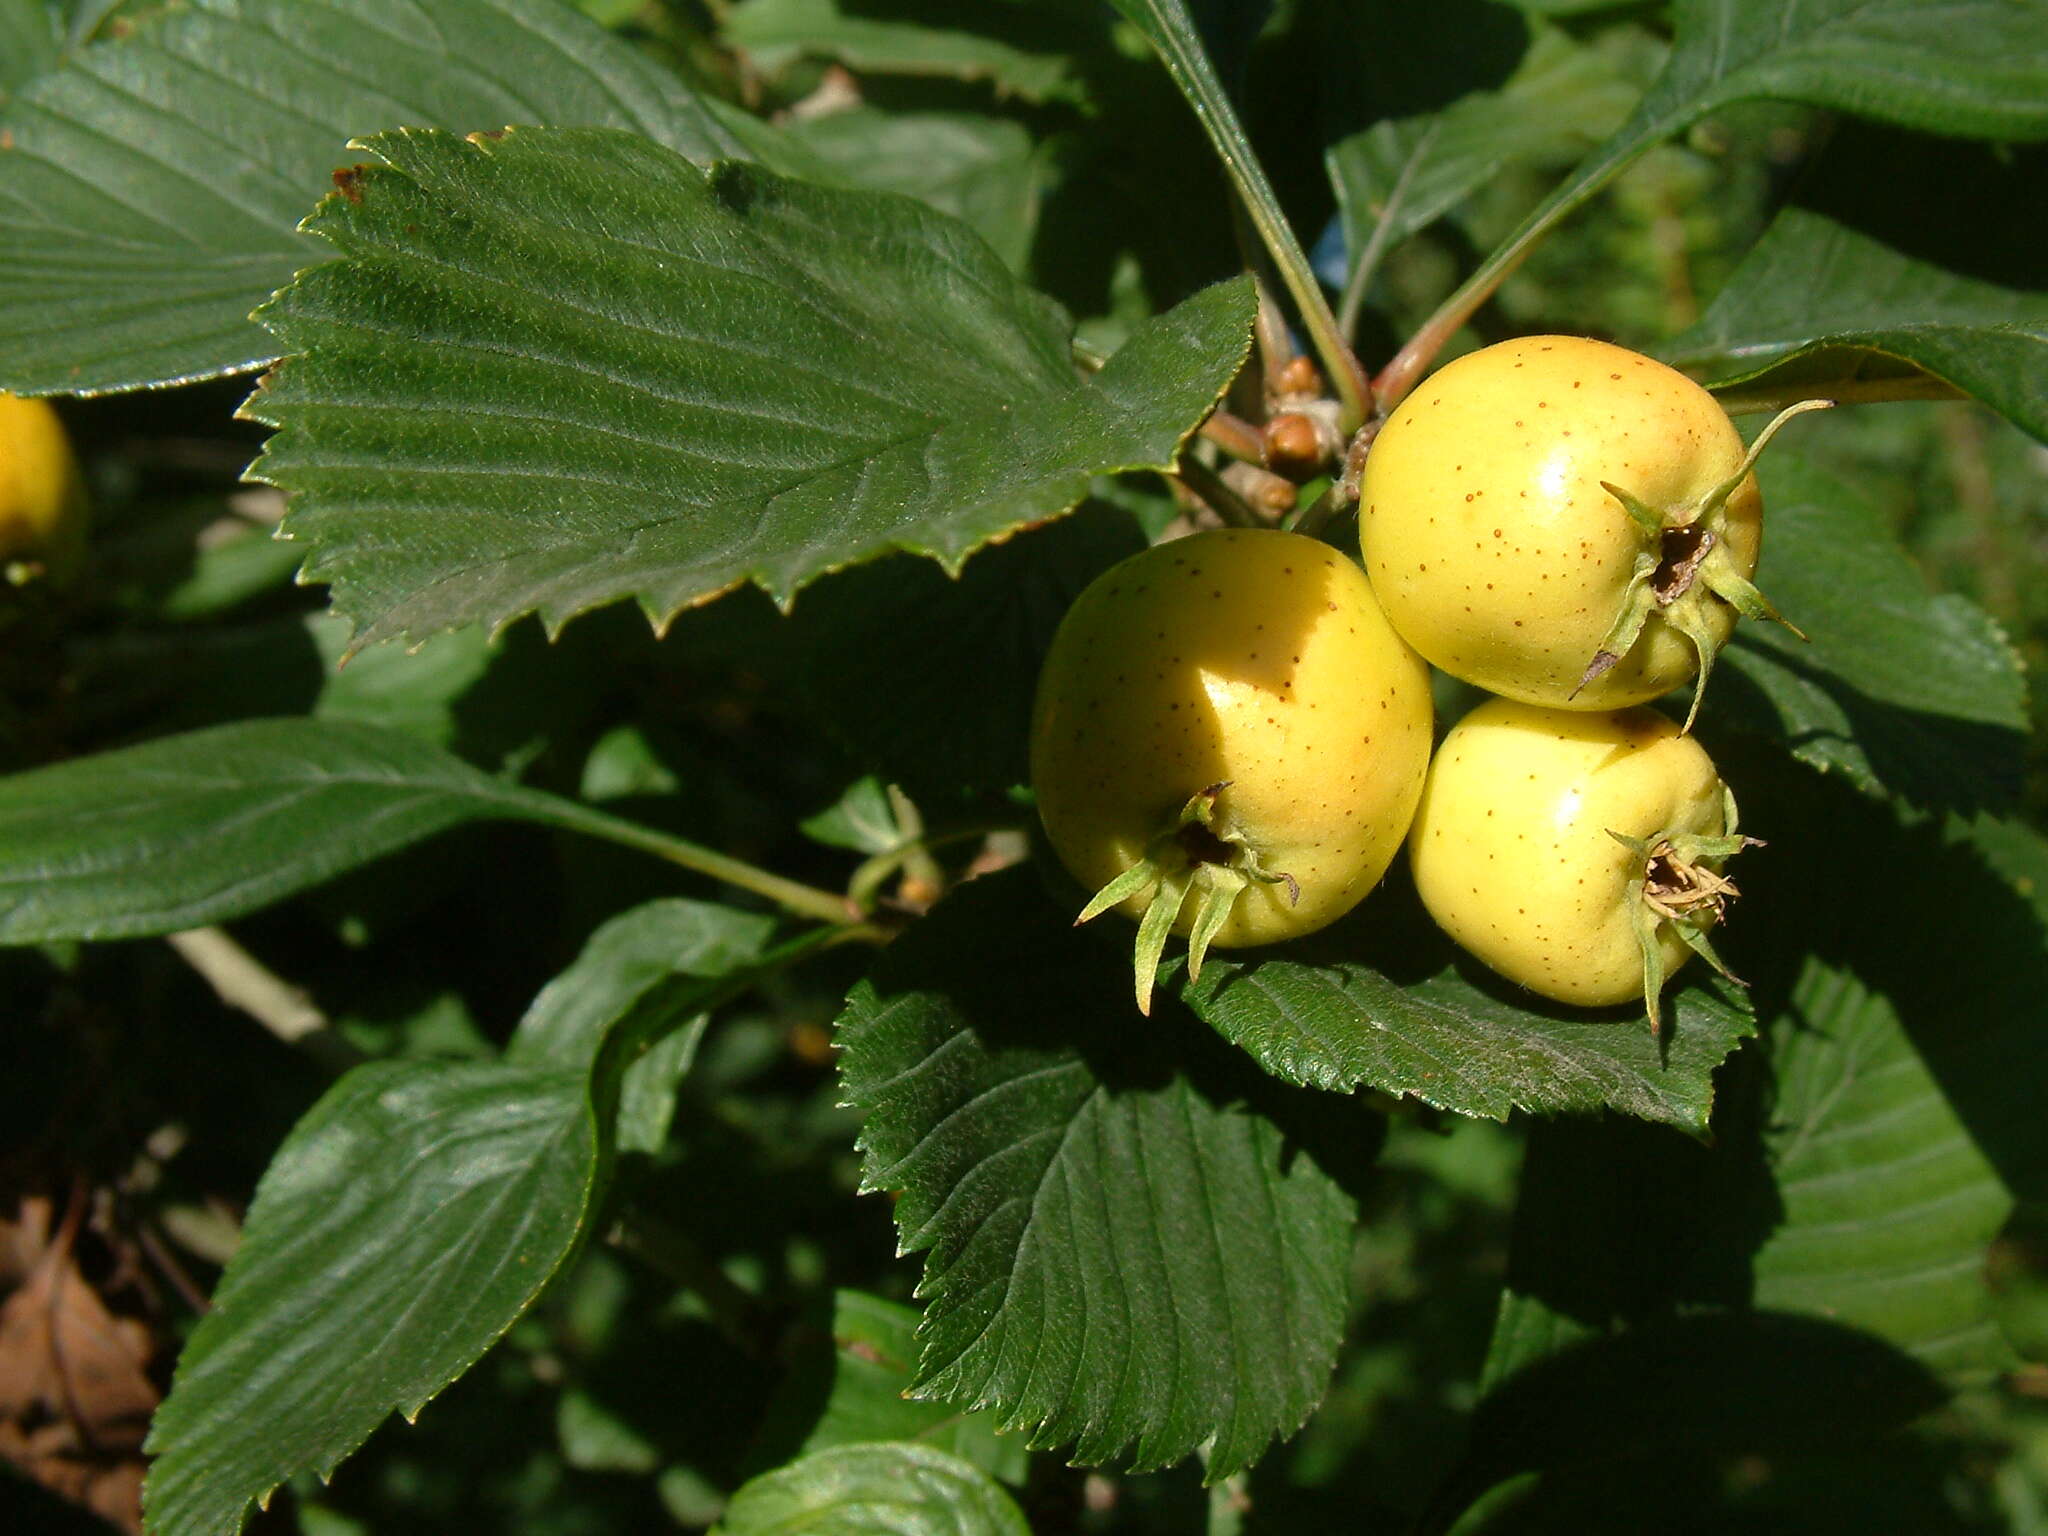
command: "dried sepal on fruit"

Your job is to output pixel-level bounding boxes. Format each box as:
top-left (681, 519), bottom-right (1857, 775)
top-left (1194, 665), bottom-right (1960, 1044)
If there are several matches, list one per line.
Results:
top-left (1407, 698), bottom-right (1756, 1030)
top-left (1359, 334), bottom-right (1823, 725)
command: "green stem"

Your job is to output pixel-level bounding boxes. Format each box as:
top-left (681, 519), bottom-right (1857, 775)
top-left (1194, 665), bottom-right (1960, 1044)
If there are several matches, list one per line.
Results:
top-left (552, 801), bottom-right (859, 925)
top-left (1336, 120), bottom-right (1436, 344)
top-left (1374, 115), bottom-right (1670, 415)
top-left (1131, 10), bottom-right (1370, 433)
top-left (1707, 372), bottom-right (1963, 415)
top-left (848, 822), bottom-right (1020, 912)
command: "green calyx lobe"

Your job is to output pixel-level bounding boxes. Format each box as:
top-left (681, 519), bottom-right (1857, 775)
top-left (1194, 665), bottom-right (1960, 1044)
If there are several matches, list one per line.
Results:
top-left (1576, 399), bottom-right (1832, 730)
top-left (1074, 783), bottom-right (1297, 1016)
top-left (1609, 786), bottom-right (1759, 1034)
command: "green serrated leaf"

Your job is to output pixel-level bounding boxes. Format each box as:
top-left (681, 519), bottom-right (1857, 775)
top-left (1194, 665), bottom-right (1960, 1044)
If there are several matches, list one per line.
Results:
top-left (715, 1442), bottom-right (1031, 1536)
top-left (0, 0), bottom-right (788, 396)
top-left (1173, 931), bottom-right (1756, 1133)
top-left (141, 1059), bottom-right (598, 1536)
top-left (1712, 453), bottom-right (2029, 810)
top-left (748, 1290), bottom-right (1029, 1485)
top-left (1668, 205), bottom-right (2048, 444)
top-left (0, 717), bottom-right (732, 942)
top-left (726, 0), bottom-right (1080, 104)
top-left (245, 125), bottom-right (1252, 651)
top-left (836, 866), bottom-right (1363, 1480)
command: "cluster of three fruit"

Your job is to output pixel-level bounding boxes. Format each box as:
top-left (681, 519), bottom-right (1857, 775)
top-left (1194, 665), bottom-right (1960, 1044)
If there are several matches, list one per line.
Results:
top-left (1035, 337), bottom-right (1788, 1025)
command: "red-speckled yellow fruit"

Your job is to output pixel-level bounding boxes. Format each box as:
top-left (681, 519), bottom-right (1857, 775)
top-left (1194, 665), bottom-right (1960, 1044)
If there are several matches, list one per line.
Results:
top-left (1031, 528), bottom-right (1432, 1011)
top-left (1408, 696), bottom-right (1753, 1029)
top-left (1360, 334), bottom-right (1818, 725)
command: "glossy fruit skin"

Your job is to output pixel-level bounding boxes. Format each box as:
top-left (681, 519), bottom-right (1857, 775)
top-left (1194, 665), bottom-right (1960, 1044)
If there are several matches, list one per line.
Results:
top-left (1409, 698), bottom-right (1726, 1006)
top-left (0, 392), bottom-right (88, 582)
top-left (1359, 335), bottom-right (1759, 709)
top-left (1032, 528), bottom-right (1432, 947)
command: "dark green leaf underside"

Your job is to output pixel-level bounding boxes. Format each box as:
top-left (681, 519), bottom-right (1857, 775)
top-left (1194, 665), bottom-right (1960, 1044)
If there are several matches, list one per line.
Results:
top-left (248, 125), bottom-right (1253, 650)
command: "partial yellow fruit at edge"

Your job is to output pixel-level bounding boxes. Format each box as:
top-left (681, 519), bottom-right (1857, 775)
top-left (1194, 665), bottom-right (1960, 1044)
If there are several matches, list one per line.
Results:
top-left (0, 392), bottom-right (89, 584)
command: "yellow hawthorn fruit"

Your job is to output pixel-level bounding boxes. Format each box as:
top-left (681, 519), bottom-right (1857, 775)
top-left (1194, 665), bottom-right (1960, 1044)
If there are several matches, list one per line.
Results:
top-left (1031, 528), bottom-right (1433, 1012)
top-left (1359, 335), bottom-right (1821, 726)
top-left (0, 392), bottom-right (88, 586)
top-left (1408, 697), bottom-right (1753, 1030)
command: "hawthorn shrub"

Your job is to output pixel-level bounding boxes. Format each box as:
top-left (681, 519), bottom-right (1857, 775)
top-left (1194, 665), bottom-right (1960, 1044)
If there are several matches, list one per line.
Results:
top-left (1, 1), bottom-right (2045, 1533)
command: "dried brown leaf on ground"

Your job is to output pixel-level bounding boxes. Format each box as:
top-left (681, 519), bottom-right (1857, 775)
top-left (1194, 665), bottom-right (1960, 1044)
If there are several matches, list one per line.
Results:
top-left (0, 1192), bottom-right (158, 1533)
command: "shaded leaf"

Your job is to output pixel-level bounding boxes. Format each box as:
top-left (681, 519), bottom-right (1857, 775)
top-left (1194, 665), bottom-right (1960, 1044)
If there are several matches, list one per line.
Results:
top-left (510, 896), bottom-right (777, 1151)
top-left (511, 898), bottom-right (777, 1071)
top-left (836, 867), bottom-right (1365, 1479)
top-left (1711, 453), bottom-right (2029, 810)
top-left (0, 718), bottom-right (703, 942)
top-left (1397, 0), bottom-right (2048, 400)
top-left (800, 778), bottom-right (907, 856)
top-left (784, 108), bottom-right (1048, 272)
top-left (1326, 23), bottom-right (1637, 275)
top-left (1107, 0), bottom-right (1361, 424)
top-left (688, 499), bottom-right (1146, 802)
top-left (0, 0), bottom-right (785, 397)
top-left (1669, 205), bottom-right (2048, 444)
top-left (247, 125), bottom-right (1252, 652)
top-left (1439, 785), bottom-right (2048, 1526)
top-left (1659, 0), bottom-right (2048, 140)
top-left (725, 0), bottom-right (1080, 104)
top-left (141, 1059), bottom-right (598, 1536)
top-left (101, 501), bottom-right (306, 624)
top-left (716, 1442), bottom-right (1030, 1536)
top-left (748, 1290), bottom-right (1028, 1484)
